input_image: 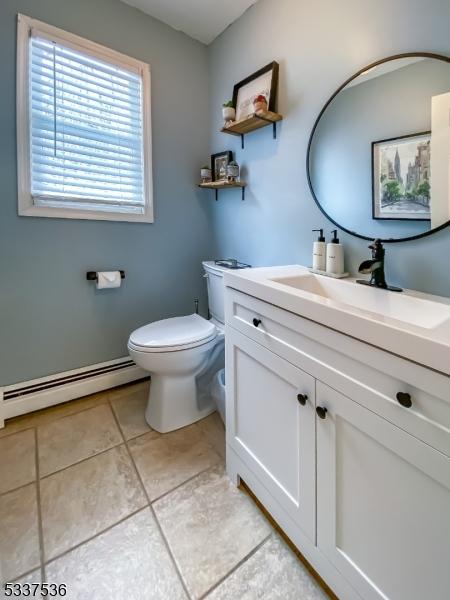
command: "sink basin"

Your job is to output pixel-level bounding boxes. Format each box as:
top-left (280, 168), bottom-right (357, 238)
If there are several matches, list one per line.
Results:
top-left (271, 273), bottom-right (450, 330)
top-left (223, 264), bottom-right (450, 374)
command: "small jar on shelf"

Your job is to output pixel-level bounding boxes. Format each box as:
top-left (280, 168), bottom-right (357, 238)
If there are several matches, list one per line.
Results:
top-left (200, 166), bottom-right (212, 183)
top-left (227, 161), bottom-right (240, 182)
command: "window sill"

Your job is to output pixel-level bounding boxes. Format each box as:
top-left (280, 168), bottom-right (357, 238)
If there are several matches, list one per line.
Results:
top-left (18, 203), bottom-right (154, 223)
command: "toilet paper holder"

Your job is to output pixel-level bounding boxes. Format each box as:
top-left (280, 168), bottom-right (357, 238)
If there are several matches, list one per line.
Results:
top-left (86, 271), bottom-right (125, 281)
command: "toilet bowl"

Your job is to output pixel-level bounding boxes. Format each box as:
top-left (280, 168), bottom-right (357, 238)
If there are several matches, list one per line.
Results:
top-left (128, 313), bottom-right (224, 432)
top-left (127, 261), bottom-right (237, 433)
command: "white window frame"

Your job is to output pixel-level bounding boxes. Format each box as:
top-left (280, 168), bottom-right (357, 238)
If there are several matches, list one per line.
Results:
top-left (16, 14), bottom-right (153, 223)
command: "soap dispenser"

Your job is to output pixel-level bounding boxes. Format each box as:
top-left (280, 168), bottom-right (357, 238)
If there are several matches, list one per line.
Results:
top-left (326, 229), bottom-right (344, 275)
top-left (312, 229), bottom-right (326, 271)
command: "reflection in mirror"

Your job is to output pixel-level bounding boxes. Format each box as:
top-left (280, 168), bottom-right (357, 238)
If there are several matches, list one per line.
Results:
top-left (309, 56), bottom-right (450, 241)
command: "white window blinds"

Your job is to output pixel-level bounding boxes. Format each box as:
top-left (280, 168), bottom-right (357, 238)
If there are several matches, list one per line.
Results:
top-left (29, 32), bottom-right (146, 214)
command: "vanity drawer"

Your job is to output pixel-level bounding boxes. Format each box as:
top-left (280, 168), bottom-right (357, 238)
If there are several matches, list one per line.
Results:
top-left (225, 286), bottom-right (450, 456)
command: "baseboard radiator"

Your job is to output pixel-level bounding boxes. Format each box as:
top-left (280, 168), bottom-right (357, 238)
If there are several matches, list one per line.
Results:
top-left (0, 357), bottom-right (147, 427)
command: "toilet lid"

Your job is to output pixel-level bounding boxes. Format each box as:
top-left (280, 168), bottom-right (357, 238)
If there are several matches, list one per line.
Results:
top-left (128, 314), bottom-right (216, 352)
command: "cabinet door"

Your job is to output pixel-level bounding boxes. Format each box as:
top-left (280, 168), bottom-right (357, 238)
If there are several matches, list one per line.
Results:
top-left (316, 381), bottom-right (450, 600)
top-left (226, 327), bottom-right (315, 541)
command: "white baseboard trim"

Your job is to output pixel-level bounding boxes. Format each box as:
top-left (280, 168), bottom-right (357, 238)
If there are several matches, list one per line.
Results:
top-left (0, 357), bottom-right (147, 428)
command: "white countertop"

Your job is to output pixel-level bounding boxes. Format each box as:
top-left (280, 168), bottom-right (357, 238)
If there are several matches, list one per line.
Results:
top-left (224, 265), bottom-right (450, 376)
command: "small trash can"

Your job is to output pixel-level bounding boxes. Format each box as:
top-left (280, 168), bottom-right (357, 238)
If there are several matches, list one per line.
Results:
top-left (211, 368), bottom-right (226, 424)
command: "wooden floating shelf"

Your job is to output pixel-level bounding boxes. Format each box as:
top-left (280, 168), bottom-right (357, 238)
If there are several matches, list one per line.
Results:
top-left (198, 180), bottom-right (246, 201)
top-left (221, 111), bottom-right (283, 148)
top-left (198, 181), bottom-right (246, 189)
top-left (222, 111), bottom-right (282, 135)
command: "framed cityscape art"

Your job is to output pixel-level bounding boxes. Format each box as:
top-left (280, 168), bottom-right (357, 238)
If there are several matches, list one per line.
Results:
top-left (372, 132), bottom-right (431, 221)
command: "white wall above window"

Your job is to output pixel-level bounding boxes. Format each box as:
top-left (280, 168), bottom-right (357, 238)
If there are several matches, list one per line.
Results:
top-left (119, 0), bottom-right (259, 44)
top-left (17, 14), bottom-right (153, 222)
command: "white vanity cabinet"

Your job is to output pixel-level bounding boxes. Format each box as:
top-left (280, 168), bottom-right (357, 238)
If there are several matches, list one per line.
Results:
top-left (225, 284), bottom-right (450, 600)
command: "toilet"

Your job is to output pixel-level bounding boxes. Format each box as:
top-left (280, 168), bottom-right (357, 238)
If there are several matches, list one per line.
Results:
top-left (128, 260), bottom-right (241, 433)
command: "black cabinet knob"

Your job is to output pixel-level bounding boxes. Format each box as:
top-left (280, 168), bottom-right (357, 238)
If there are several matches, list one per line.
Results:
top-left (252, 318), bottom-right (262, 328)
top-left (316, 406), bottom-right (328, 419)
top-left (297, 393), bottom-right (308, 406)
top-left (396, 392), bottom-right (412, 408)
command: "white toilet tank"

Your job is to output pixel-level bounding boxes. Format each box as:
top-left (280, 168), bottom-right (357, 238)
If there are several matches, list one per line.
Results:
top-left (202, 260), bottom-right (251, 326)
top-left (202, 261), bottom-right (226, 325)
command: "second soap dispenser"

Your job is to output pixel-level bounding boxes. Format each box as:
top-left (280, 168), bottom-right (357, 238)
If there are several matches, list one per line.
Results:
top-left (326, 229), bottom-right (344, 275)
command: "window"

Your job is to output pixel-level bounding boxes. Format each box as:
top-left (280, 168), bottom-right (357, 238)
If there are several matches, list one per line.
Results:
top-left (17, 14), bottom-right (153, 222)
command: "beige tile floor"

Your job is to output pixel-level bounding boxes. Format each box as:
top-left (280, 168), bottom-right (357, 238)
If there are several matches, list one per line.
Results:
top-left (0, 380), bottom-right (330, 599)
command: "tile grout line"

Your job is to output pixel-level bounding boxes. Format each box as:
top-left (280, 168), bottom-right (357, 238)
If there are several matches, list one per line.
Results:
top-left (38, 398), bottom-right (147, 569)
top-left (109, 398), bottom-right (193, 600)
top-left (108, 380), bottom-right (150, 404)
top-left (110, 415), bottom-right (223, 449)
top-left (109, 397), bottom-right (243, 597)
top-left (41, 402), bottom-right (148, 565)
top-left (147, 503), bottom-right (193, 599)
top-left (197, 533), bottom-right (273, 600)
top-left (0, 381), bottom-right (149, 441)
top-left (37, 400), bottom-right (132, 480)
top-left (12, 506), bottom-right (155, 586)
top-left (147, 503), bottom-right (192, 600)
top-left (0, 431), bottom-right (125, 498)
top-left (43, 506), bottom-right (149, 568)
top-left (115, 408), bottom-right (221, 447)
top-left (37, 400), bottom-right (126, 480)
top-left (0, 478), bottom-right (39, 500)
top-left (11, 565), bottom-right (42, 584)
top-left (108, 400), bottom-right (193, 600)
top-left (240, 482), bottom-right (335, 599)
top-left (0, 396), bottom-right (111, 441)
top-left (110, 399), bottom-right (250, 600)
top-left (107, 394), bottom-right (220, 498)
top-left (33, 428), bottom-right (46, 584)
top-left (119, 426), bottom-right (158, 445)
top-left (39, 440), bottom-right (125, 481)
top-left (107, 396), bottom-right (127, 446)
top-left (150, 460), bottom-right (223, 505)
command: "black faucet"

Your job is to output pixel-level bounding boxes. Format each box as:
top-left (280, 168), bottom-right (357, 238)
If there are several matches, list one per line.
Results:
top-left (357, 239), bottom-right (402, 292)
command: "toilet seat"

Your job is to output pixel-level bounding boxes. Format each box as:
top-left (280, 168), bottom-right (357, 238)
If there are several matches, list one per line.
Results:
top-left (128, 314), bottom-right (217, 353)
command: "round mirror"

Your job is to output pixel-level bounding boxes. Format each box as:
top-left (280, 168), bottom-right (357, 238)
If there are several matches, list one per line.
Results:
top-left (307, 53), bottom-right (450, 242)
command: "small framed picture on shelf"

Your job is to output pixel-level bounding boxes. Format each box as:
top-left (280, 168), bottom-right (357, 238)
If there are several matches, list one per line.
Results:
top-left (232, 61), bottom-right (279, 122)
top-left (211, 151), bottom-right (232, 181)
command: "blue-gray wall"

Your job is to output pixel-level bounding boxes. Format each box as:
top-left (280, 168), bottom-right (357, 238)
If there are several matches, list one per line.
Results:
top-left (208, 0), bottom-right (450, 296)
top-left (0, 0), bottom-right (213, 385)
top-left (2, 0), bottom-right (450, 387)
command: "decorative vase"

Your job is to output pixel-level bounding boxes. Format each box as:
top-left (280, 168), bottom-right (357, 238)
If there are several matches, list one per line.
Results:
top-left (227, 161), bottom-right (240, 182)
top-left (222, 106), bottom-right (236, 126)
top-left (200, 168), bottom-right (212, 183)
